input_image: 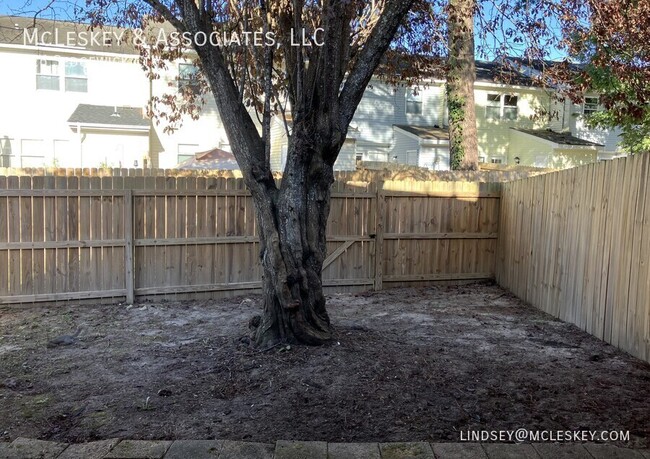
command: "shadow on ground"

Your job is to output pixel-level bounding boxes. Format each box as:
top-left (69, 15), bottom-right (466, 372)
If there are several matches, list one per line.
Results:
top-left (0, 282), bottom-right (649, 446)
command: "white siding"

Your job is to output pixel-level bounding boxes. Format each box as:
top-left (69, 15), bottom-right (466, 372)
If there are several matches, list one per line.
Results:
top-left (352, 82), bottom-right (396, 148)
top-left (389, 130), bottom-right (419, 164)
top-left (393, 84), bottom-right (446, 127)
top-left (569, 100), bottom-right (622, 153)
top-left (419, 146), bottom-right (450, 170)
top-left (334, 139), bottom-right (357, 171)
top-left (81, 130), bottom-right (149, 168)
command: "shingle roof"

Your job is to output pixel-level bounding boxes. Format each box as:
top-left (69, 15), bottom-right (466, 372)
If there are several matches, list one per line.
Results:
top-left (0, 15), bottom-right (139, 54)
top-left (512, 128), bottom-right (604, 147)
top-left (394, 125), bottom-right (449, 141)
top-left (68, 104), bottom-right (149, 127)
top-left (176, 148), bottom-right (240, 170)
top-left (475, 60), bottom-right (535, 86)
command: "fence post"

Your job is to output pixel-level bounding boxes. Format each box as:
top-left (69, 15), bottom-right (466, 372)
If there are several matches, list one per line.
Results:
top-left (374, 180), bottom-right (385, 291)
top-left (124, 189), bottom-right (135, 304)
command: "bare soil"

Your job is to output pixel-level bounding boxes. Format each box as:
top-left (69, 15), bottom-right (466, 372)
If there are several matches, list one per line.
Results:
top-left (1, 282), bottom-right (649, 446)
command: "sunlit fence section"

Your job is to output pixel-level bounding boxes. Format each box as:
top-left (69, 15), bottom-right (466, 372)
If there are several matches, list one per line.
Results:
top-left (0, 174), bottom-right (500, 305)
top-left (496, 154), bottom-right (650, 362)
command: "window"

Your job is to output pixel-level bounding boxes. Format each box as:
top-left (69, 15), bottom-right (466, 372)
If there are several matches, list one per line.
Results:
top-left (177, 143), bottom-right (198, 164)
top-left (485, 93), bottom-right (501, 120)
top-left (486, 93), bottom-right (518, 121)
top-left (20, 139), bottom-right (45, 167)
top-left (490, 157), bottom-right (504, 164)
top-left (583, 97), bottom-right (599, 115)
top-left (406, 88), bottom-right (422, 114)
top-left (179, 63), bottom-right (200, 93)
top-left (37, 59), bottom-right (87, 92)
top-left (65, 61), bottom-right (88, 92)
top-left (406, 150), bottom-right (418, 166)
top-left (36, 60), bottom-right (60, 90)
top-left (503, 95), bottom-right (518, 120)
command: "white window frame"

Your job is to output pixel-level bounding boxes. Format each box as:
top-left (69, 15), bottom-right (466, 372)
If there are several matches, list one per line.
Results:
top-left (405, 88), bottom-right (423, 115)
top-left (36, 59), bottom-right (60, 91)
top-left (486, 93), bottom-right (518, 121)
top-left (177, 143), bottom-right (199, 164)
top-left (490, 156), bottom-right (505, 164)
top-left (503, 95), bottom-right (518, 120)
top-left (405, 149), bottom-right (418, 166)
top-left (583, 96), bottom-right (600, 116)
top-left (64, 61), bottom-right (88, 93)
top-left (20, 139), bottom-right (46, 167)
top-left (37, 59), bottom-right (88, 92)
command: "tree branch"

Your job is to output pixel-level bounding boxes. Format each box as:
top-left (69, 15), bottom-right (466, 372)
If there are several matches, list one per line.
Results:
top-left (338, 0), bottom-right (415, 127)
top-left (142, 0), bottom-right (187, 33)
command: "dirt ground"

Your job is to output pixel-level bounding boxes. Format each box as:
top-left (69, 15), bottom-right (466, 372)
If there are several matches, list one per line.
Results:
top-left (1, 282), bottom-right (649, 446)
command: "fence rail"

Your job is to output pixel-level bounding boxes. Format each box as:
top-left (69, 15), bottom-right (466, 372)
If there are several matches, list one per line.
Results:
top-left (0, 176), bottom-right (500, 305)
top-left (496, 154), bottom-right (650, 363)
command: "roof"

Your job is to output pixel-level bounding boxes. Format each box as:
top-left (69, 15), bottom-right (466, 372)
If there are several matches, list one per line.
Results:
top-left (512, 128), bottom-right (604, 147)
top-left (394, 125), bottom-right (449, 141)
top-left (176, 148), bottom-right (240, 170)
top-left (68, 104), bottom-right (149, 128)
top-left (0, 15), bottom-right (139, 54)
top-left (475, 60), bottom-right (534, 86)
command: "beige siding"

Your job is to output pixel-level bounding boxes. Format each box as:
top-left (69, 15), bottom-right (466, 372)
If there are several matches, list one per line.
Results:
top-left (509, 130), bottom-right (599, 168)
top-left (475, 86), bottom-right (547, 163)
top-left (547, 148), bottom-right (598, 169)
top-left (508, 130), bottom-right (554, 167)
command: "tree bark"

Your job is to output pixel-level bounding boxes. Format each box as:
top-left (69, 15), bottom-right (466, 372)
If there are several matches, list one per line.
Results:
top-left (251, 133), bottom-right (336, 347)
top-left (447, 0), bottom-right (479, 170)
top-left (139, 0), bottom-right (416, 346)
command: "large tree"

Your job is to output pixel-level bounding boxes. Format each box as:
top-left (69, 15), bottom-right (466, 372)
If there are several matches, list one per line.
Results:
top-left (567, 0), bottom-right (650, 153)
top-left (446, 0), bottom-right (477, 170)
top-left (81, 0), bottom-right (416, 346)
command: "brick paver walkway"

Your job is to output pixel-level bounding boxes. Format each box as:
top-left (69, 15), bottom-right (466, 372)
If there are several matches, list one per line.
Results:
top-left (0, 438), bottom-right (649, 459)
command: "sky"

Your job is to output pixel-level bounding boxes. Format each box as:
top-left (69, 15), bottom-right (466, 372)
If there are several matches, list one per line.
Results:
top-left (0, 0), bottom-right (81, 20)
top-left (0, 0), bottom-right (570, 61)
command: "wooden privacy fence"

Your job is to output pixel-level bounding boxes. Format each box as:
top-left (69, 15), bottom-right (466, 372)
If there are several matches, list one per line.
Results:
top-left (496, 154), bottom-right (650, 363)
top-left (0, 176), bottom-right (500, 305)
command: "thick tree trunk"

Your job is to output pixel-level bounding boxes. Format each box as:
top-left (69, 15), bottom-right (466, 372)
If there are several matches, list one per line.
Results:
top-left (447, 0), bottom-right (479, 171)
top-left (249, 136), bottom-right (335, 347)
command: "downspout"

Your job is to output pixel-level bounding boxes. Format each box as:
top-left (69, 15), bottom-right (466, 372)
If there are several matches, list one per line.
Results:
top-left (77, 122), bottom-right (83, 167)
top-left (148, 76), bottom-right (153, 168)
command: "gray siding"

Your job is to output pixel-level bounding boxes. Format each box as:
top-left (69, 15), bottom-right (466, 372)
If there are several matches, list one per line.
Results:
top-left (334, 139), bottom-right (357, 171)
top-left (393, 84), bottom-right (445, 127)
top-left (389, 129), bottom-right (420, 164)
top-left (352, 82), bottom-right (396, 147)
